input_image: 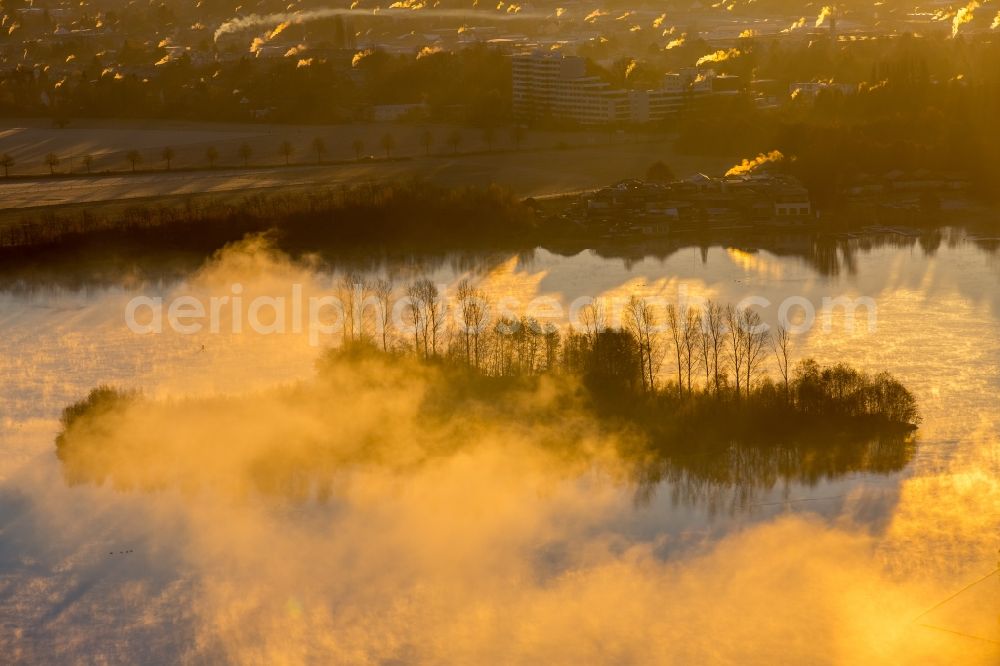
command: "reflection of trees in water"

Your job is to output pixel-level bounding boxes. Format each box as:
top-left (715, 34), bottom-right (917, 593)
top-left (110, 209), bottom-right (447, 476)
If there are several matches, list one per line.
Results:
top-left (0, 245), bottom-right (206, 294)
top-left (335, 248), bottom-right (522, 282)
top-left (918, 229), bottom-right (943, 256)
top-left (56, 422), bottom-right (916, 514)
top-left (975, 238), bottom-right (1000, 280)
top-left (629, 433), bottom-right (916, 515)
top-left (55, 371), bottom-right (918, 515)
top-left (551, 230), bottom-right (974, 279)
top-left (0, 227), bottom-right (989, 292)
top-left (764, 235), bottom-right (849, 278)
top-left (0, 244), bottom-right (517, 294)
top-left (247, 435), bottom-right (912, 512)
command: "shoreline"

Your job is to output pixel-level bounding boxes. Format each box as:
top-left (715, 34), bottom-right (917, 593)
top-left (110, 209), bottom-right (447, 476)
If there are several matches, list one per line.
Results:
top-left (1, 180), bottom-right (996, 290)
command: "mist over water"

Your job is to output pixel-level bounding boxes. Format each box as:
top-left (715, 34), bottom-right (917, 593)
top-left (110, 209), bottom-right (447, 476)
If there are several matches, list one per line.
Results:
top-left (1, 234), bottom-right (998, 663)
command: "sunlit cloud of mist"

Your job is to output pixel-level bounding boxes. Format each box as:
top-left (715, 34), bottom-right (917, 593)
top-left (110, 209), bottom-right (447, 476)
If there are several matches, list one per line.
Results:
top-left (3, 344), bottom-right (996, 663)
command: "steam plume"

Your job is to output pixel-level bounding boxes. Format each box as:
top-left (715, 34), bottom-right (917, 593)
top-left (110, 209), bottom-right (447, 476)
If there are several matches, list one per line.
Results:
top-left (815, 5), bottom-right (834, 28)
top-left (696, 48), bottom-right (741, 66)
top-left (725, 150), bottom-right (785, 176)
top-left (214, 7), bottom-right (543, 41)
top-left (951, 1), bottom-right (979, 37)
top-left (782, 17), bottom-right (807, 33)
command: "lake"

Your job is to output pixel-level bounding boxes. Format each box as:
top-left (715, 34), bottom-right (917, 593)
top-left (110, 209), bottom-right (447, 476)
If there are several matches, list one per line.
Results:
top-left (1, 230), bottom-right (998, 662)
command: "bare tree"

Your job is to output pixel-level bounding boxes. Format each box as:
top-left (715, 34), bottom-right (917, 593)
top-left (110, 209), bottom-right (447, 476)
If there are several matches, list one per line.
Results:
top-left (490, 317), bottom-right (519, 377)
top-left (625, 296), bottom-right (649, 391)
top-left (625, 295), bottom-right (661, 392)
top-left (1, 153), bottom-right (13, 177)
top-left (725, 304), bottom-right (745, 398)
top-left (406, 279), bottom-right (443, 358)
top-left (698, 317), bottom-right (712, 389)
top-left (125, 149), bottom-right (141, 172)
top-left (682, 307), bottom-right (701, 393)
top-left (447, 129), bottom-right (463, 154)
top-left (580, 301), bottom-right (607, 342)
top-left (702, 300), bottom-right (727, 395)
top-left (666, 304), bottom-right (685, 397)
top-left (456, 279), bottom-right (489, 370)
top-left (81, 154), bottom-right (93, 173)
top-left (45, 152), bottom-right (60, 174)
top-left (373, 277), bottom-right (394, 352)
top-left (237, 143), bottom-right (253, 167)
top-left (542, 323), bottom-right (560, 372)
top-left (424, 280), bottom-right (444, 357)
top-left (311, 137), bottom-right (326, 164)
top-left (514, 317), bottom-right (543, 375)
top-left (280, 140), bottom-right (294, 165)
top-left (379, 132), bottom-right (396, 159)
top-left (339, 272), bottom-right (371, 344)
top-left (740, 308), bottom-right (770, 399)
top-left (161, 146), bottom-right (175, 170)
top-left (772, 323), bottom-right (792, 402)
top-left (406, 283), bottom-right (426, 357)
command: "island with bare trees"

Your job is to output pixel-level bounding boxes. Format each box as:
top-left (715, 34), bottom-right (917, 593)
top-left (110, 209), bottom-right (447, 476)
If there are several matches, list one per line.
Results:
top-left (55, 285), bottom-right (919, 496)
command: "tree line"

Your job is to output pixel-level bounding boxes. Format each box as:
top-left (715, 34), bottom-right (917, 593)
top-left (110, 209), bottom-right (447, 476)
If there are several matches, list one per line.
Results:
top-left (0, 123), bottom-right (526, 178)
top-left (324, 274), bottom-right (920, 431)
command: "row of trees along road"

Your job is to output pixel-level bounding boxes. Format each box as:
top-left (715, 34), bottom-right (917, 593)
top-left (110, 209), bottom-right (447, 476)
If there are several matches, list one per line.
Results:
top-left (1, 126), bottom-right (528, 177)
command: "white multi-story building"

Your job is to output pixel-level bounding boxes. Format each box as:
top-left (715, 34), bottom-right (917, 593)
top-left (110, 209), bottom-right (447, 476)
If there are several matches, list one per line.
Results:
top-left (512, 52), bottom-right (628, 124)
top-left (512, 53), bottom-right (718, 124)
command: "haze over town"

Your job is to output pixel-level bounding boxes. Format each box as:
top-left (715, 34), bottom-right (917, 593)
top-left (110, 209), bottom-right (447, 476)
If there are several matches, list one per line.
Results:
top-left (1, 0), bottom-right (998, 664)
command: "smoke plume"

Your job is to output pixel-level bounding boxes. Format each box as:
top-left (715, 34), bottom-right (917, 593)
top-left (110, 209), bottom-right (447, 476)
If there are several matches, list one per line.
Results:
top-left (815, 5), bottom-right (834, 28)
top-left (695, 48), bottom-right (741, 66)
top-left (725, 150), bottom-right (785, 176)
top-left (214, 7), bottom-right (544, 41)
top-left (952, 1), bottom-right (979, 38)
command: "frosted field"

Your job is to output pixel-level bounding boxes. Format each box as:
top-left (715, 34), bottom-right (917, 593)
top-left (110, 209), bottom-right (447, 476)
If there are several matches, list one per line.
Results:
top-left (0, 119), bottom-right (734, 213)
